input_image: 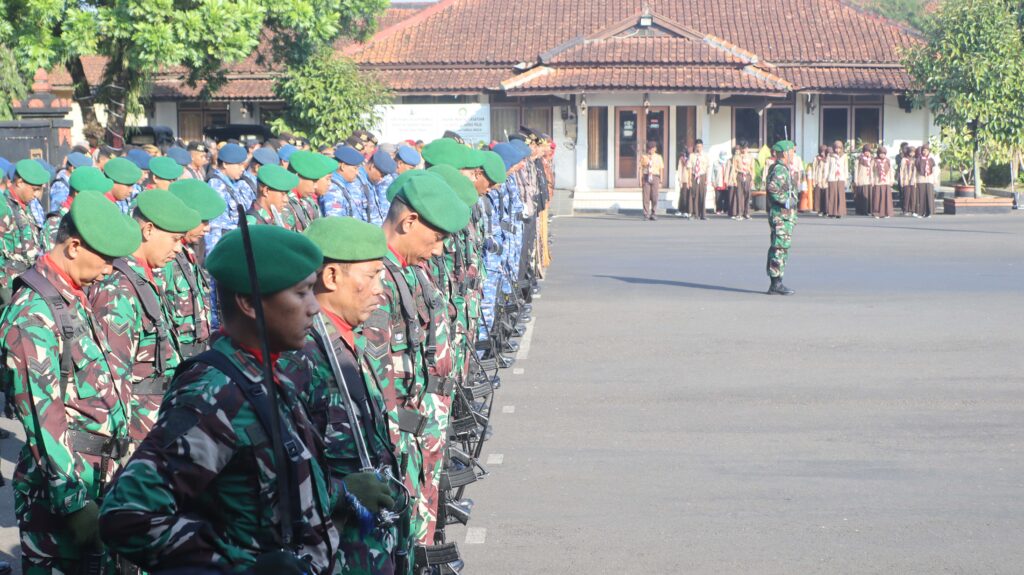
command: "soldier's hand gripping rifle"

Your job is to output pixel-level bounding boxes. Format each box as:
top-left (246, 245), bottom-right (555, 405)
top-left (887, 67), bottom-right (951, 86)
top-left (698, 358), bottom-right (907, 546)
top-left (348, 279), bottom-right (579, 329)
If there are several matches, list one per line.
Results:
top-left (310, 313), bottom-right (410, 533)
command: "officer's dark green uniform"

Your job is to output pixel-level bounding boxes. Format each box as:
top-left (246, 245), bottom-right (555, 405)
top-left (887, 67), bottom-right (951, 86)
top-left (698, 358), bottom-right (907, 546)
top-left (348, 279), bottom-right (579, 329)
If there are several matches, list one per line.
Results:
top-left (766, 140), bottom-right (798, 295)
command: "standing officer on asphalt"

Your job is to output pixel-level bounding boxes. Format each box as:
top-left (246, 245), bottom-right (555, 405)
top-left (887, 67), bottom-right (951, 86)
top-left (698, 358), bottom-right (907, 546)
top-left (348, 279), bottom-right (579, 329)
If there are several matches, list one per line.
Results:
top-left (0, 191), bottom-right (140, 574)
top-left (765, 140), bottom-right (798, 296)
top-left (0, 160), bottom-right (49, 306)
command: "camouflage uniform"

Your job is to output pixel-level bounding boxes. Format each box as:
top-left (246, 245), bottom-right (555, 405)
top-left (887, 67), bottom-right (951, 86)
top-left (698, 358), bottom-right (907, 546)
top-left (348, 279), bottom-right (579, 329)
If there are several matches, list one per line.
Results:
top-left (322, 174), bottom-right (368, 222)
top-left (98, 335), bottom-right (341, 574)
top-left (288, 193), bottom-right (320, 232)
top-left (90, 257), bottom-right (180, 444)
top-left (478, 187), bottom-right (507, 339)
top-left (358, 250), bottom-right (428, 555)
top-left (162, 243), bottom-right (212, 360)
top-left (48, 171), bottom-right (71, 211)
top-left (766, 161), bottom-right (798, 278)
top-left (296, 311), bottom-right (401, 575)
top-left (0, 190), bottom-right (44, 301)
top-left (246, 203), bottom-right (292, 229)
top-left (375, 174), bottom-right (395, 221)
top-left (414, 262), bottom-right (455, 546)
top-left (40, 204), bottom-right (69, 254)
top-left (357, 170), bottom-right (387, 226)
top-left (206, 170), bottom-right (256, 255)
top-left (0, 256), bottom-right (130, 574)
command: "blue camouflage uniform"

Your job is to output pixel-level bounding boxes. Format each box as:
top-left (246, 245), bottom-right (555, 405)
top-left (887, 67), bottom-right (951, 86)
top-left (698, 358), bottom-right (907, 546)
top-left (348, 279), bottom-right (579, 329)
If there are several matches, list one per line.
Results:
top-left (356, 168), bottom-right (388, 225)
top-left (479, 188), bottom-right (507, 339)
top-left (376, 172), bottom-right (395, 218)
top-left (48, 170), bottom-right (71, 212)
top-left (502, 175), bottom-right (524, 294)
top-left (320, 172), bottom-right (368, 221)
top-left (206, 170), bottom-right (256, 255)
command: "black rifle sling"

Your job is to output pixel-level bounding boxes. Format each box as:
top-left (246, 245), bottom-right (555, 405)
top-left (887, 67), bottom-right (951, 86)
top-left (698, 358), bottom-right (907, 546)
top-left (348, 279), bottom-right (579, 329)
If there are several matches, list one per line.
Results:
top-left (289, 196), bottom-right (310, 230)
top-left (309, 326), bottom-right (380, 457)
top-left (112, 258), bottom-right (168, 373)
top-left (176, 350), bottom-right (303, 543)
top-left (382, 258), bottom-right (420, 350)
top-left (173, 252), bottom-right (202, 330)
top-left (14, 269), bottom-right (82, 397)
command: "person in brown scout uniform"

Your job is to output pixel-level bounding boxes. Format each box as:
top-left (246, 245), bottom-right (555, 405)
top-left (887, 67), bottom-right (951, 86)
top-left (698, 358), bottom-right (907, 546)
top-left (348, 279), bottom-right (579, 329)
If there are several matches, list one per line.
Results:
top-left (870, 146), bottom-right (895, 219)
top-left (639, 141), bottom-right (664, 221)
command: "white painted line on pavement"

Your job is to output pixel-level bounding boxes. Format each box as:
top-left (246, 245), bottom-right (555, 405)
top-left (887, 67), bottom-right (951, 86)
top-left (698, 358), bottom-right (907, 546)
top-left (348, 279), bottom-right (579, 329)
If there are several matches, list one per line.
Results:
top-left (533, 293), bottom-right (542, 299)
top-left (517, 319), bottom-right (535, 360)
top-left (486, 453), bottom-right (504, 465)
top-left (465, 527), bottom-right (487, 545)
top-left (502, 405), bottom-right (516, 414)
top-left (512, 367), bottom-right (525, 375)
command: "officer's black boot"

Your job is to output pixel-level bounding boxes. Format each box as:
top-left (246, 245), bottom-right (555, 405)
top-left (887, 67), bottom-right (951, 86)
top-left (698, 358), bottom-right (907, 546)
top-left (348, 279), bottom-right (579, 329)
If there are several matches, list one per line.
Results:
top-left (767, 277), bottom-right (795, 296)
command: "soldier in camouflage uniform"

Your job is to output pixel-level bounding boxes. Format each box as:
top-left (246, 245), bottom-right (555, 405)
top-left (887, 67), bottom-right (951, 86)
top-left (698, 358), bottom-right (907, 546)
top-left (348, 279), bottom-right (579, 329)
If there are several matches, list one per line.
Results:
top-left (322, 146), bottom-right (370, 221)
top-left (246, 165), bottom-right (299, 228)
top-left (164, 179), bottom-right (227, 360)
top-left (99, 225), bottom-right (342, 575)
top-left (765, 140), bottom-right (798, 296)
top-left (362, 171), bottom-right (469, 568)
top-left (359, 151), bottom-right (397, 226)
top-left (90, 189), bottom-right (200, 445)
top-left (0, 191), bottom-right (140, 574)
top-left (47, 152), bottom-right (92, 211)
top-left (286, 151), bottom-right (335, 232)
top-left (300, 217), bottom-right (404, 575)
top-left (0, 160), bottom-right (50, 306)
top-left (100, 158), bottom-right (142, 217)
top-left (41, 167), bottom-right (114, 253)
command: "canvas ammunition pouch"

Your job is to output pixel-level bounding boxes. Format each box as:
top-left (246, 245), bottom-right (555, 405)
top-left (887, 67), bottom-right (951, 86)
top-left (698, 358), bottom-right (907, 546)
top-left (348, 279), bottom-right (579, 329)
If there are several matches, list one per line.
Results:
top-left (397, 408), bottom-right (427, 437)
top-left (414, 542), bottom-right (461, 568)
top-left (68, 429), bottom-right (130, 460)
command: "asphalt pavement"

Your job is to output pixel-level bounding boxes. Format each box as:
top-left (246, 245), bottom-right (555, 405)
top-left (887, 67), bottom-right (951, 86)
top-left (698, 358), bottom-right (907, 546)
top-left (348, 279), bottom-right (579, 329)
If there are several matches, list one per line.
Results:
top-left (453, 210), bottom-right (1024, 574)
top-left (0, 211), bottom-right (1022, 573)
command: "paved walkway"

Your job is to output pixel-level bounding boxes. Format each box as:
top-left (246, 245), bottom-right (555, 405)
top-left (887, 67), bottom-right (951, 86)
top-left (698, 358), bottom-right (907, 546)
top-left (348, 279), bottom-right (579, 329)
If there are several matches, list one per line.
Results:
top-left (454, 211), bottom-right (1024, 574)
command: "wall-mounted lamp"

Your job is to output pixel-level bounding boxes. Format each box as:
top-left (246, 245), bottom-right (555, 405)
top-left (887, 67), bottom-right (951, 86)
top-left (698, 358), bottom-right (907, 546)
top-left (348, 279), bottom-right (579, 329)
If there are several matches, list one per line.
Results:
top-left (643, 92), bottom-right (651, 112)
top-left (804, 93), bottom-right (816, 114)
top-left (639, 12), bottom-right (653, 27)
top-left (579, 92), bottom-right (588, 115)
top-left (705, 94), bottom-right (719, 115)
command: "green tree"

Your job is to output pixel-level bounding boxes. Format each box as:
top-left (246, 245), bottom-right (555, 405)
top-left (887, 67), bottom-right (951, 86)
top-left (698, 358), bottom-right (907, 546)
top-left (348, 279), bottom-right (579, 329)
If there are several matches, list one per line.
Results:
top-left (271, 49), bottom-right (391, 147)
top-left (0, 0), bottom-right (387, 146)
top-left (904, 0), bottom-right (1024, 197)
top-left (862, 0), bottom-right (931, 30)
top-left (0, 46), bottom-right (27, 120)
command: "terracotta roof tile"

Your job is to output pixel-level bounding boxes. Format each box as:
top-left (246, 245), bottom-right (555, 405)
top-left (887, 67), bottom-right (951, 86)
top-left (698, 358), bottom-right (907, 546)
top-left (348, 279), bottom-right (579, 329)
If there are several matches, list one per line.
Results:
top-left (776, 66), bottom-right (913, 91)
top-left (367, 68), bottom-right (508, 93)
top-left (351, 0), bottom-right (920, 67)
top-left (548, 37), bottom-right (745, 65)
top-left (503, 65), bottom-right (789, 95)
top-left (151, 79), bottom-right (277, 100)
top-left (49, 56), bottom-right (110, 89)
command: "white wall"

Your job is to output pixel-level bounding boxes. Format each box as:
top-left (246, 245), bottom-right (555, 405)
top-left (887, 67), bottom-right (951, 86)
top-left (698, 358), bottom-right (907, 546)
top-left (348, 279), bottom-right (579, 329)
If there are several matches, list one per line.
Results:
top-left (883, 95), bottom-right (933, 152)
top-left (65, 103), bottom-right (148, 145)
top-left (153, 102), bottom-right (178, 135)
top-left (551, 106), bottom-right (576, 190)
top-left (707, 107), bottom-right (732, 163)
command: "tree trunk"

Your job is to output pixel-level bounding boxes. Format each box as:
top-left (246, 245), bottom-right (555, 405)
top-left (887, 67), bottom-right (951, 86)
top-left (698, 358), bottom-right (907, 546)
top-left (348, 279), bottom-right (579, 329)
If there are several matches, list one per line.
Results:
top-left (66, 56), bottom-right (98, 128)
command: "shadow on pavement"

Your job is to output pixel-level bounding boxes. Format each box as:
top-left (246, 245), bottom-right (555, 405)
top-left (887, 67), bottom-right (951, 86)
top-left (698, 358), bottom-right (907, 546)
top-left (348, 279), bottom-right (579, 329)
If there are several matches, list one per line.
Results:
top-left (594, 275), bottom-right (765, 295)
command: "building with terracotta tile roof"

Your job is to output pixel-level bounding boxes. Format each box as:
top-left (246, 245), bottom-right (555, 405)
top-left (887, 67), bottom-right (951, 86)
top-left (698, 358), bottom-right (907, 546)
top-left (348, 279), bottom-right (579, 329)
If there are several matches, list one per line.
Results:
top-left (50, 0), bottom-right (938, 207)
top-left (343, 0), bottom-right (938, 205)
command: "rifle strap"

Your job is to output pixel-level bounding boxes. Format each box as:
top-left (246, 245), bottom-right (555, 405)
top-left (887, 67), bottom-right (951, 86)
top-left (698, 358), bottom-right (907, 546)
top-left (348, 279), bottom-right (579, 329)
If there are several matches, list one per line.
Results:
top-left (14, 269), bottom-right (83, 398)
top-left (173, 251), bottom-right (202, 332)
top-left (112, 258), bottom-right (169, 373)
top-left (175, 350), bottom-right (304, 546)
top-left (382, 259), bottom-right (421, 349)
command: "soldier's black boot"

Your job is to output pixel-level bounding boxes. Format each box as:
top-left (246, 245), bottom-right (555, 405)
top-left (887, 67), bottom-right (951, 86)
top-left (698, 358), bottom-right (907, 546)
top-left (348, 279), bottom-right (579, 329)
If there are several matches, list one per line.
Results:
top-left (767, 277), bottom-right (795, 296)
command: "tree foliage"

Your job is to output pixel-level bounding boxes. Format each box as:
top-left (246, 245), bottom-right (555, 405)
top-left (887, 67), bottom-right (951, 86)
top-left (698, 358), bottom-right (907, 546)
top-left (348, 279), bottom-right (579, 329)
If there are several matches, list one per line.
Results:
top-left (862, 0), bottom-right (931, 30)
top-left (0, 45), bottom-right (27, 120)
top-left (904, 0), bottom-right (1024, 189)
top-left (271, 50), bottom-right (391, 147)
top-left (0, 0), bottom-right (387, 144)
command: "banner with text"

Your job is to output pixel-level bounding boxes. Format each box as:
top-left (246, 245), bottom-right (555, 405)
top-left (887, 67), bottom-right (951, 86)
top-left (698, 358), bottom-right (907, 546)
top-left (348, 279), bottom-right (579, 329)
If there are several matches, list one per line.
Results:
top-left (375, 104), bottom-right (491, 146)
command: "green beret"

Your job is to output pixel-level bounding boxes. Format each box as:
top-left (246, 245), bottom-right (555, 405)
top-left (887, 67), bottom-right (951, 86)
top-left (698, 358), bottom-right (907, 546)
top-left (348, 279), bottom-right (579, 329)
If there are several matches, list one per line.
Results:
top-left (69, 191), bottom-right (141, 257)
top-left (304, 216), bottom-right (387, 262)
top-left (104, 157), bottom-right (143, 185)
top-left (290, 150), bottom-right (338, 181)
top-left (149, 156), bottom-right (184, 180)
top-left (394, 171), bottom-right (471, 233)
top-left (258, 164), bottom-right (299, 192)
top-left (169, 179), bottom-right (226, 221)
top-left (428, 165), bottom-right (478, 208)
top-left (479, 151), bottom-right (507, 185)
top-left (68, 167), bottom-right (114, 194)
top-left (386, 169), bottom-right (427, 202)
top-left (135, 189), bottom-right (201, 233)
top-left (15, 159), bottom-right (50, 186)
top-left (207, 225), bottom-right (323, 295)
top-left (772, 140), bottom-right (795, 153)
top-left (421, 138), bottom-right (471, 168)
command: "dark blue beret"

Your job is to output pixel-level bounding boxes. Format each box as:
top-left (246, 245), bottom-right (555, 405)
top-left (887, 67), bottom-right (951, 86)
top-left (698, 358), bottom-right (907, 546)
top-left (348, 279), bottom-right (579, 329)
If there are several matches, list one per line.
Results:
top-left (126, 148), bottom-right (151, 170)
top-left (396, 144), bottom-right (421, 166)
top-left (252, 147), bottom-right (280, 166)
top-left (334, 145), bottom-right (364, 166)
top-left (371, 150), bottom-right (397, 175)
top-left (218, 143), bottom-right (247, 164)
top-left (166, 146), bottom-right (191, 166)
top-left (66, 152), bottom-right (93, 168)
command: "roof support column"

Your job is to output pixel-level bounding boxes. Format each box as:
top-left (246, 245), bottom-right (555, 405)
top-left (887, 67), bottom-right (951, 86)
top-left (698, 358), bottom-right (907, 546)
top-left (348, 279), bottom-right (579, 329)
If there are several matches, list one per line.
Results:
top-left (575, 101), bottom-right (589, 194)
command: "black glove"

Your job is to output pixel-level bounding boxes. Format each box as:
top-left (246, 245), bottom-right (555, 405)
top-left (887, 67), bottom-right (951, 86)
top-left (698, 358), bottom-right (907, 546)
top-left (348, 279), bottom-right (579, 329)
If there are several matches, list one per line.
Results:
top-left (341, 471), bottom-right (395, 515)
top-left (66, 501), bottom-right (101, 549)
top-left (251, 550), bottom-right (310, 575)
